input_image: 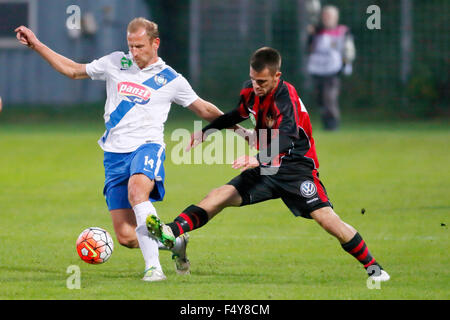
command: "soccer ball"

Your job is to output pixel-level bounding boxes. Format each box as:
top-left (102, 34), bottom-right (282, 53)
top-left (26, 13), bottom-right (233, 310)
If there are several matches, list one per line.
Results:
top-left (76, 227), bottom-right (114, 264)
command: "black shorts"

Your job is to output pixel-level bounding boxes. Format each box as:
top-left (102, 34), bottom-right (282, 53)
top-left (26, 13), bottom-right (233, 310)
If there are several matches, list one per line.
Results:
top-left (227, 166), bottom-right (332, 219)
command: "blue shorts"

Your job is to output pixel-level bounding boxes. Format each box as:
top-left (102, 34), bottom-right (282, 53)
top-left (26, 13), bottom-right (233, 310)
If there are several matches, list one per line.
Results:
top-left (103, 143), bottom-right (166, 210)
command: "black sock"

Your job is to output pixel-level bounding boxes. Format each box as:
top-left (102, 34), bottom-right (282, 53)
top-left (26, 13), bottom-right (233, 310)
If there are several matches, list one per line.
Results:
top-left (167, 205), bottom-right (209, 237)
top-left (341, 233), bottom-right (383, 275)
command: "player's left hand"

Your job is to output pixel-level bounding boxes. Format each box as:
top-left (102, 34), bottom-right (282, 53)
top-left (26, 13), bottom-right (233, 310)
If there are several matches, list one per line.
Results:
top-left (243, 129), bottom-right (257, 149)
top-left (232, 126), bottom-right (257, 149)
top-left (186, 130), bottom-right (205, 152)
top-left (232, 155), bottom-right (259, 171)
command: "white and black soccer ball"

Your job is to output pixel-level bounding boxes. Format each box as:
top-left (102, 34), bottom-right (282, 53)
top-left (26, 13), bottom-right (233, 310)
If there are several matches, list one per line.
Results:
top-left (76, 227), bottom-right (114, 264)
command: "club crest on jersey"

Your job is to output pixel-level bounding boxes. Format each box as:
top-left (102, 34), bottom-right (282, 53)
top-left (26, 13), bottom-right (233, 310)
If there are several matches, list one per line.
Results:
top-left (300, 181), bottom-right (317, 198)
top-left (265, 115), bottom-right (275, 128)
top-left (154, 74), bottom-right (167, 86)
top-left (117, 82), bottom-right (151, 104)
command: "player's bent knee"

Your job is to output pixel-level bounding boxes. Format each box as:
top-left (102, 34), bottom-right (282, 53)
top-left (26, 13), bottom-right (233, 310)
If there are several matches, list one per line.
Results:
top-left (127, 174), bottom-right (155, 207)
top-left (127, 188), bottom-right (144, 208)
top-left (311, 207), bottom-right (355, 242)
top-left (311, 207), bottom-right (340, 230)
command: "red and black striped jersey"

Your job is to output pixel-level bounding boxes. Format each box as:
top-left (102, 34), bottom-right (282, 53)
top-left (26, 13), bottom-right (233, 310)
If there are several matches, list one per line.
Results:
top-left (202, 79), bottom-right (319, 171)
top-left (237, 79), bottom-right (319, 171)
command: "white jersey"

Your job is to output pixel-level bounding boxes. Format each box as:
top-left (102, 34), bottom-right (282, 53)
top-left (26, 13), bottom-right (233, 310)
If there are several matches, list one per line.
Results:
top-left (307, 25), bottom-right (349, 76)
top-left (86, 52), bottom-right (198, 153)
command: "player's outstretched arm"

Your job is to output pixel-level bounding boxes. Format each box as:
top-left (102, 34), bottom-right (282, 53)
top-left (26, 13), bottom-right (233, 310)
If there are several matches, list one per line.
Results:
top-left (187, 98), bottom-right (254, 150)
top-left (15, 26), bottom-right (88, 80)
top-left (188, 98), bottom-right (224, 123)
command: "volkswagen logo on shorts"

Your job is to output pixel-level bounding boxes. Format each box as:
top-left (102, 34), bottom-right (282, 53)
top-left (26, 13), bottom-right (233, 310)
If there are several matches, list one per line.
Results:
top-left (300, 181), bottom-right (317, 198)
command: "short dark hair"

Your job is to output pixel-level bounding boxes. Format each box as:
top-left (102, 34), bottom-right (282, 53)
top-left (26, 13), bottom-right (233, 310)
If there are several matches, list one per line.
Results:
top-left (250, 47), bottom-right (282, 74)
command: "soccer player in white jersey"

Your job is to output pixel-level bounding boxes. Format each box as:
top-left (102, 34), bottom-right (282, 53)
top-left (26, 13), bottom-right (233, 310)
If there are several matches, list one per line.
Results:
top-left (15, 18), bottom-right (246, 281)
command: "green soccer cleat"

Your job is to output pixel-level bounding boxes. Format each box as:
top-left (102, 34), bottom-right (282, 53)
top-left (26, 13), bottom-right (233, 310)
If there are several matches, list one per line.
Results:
top-left (146, 214), bottom-right (176, 249)
top-left (171, 233), bottom-right (191, 275)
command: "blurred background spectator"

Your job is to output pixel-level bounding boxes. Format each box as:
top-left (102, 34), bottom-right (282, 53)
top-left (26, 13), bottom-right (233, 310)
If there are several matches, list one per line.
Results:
top-left (307, 5), bottom-right (355, 130)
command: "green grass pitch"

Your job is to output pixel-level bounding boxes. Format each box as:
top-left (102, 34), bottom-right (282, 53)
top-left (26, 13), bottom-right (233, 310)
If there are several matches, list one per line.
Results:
top-left (0, 119), bottom-right (449, 300)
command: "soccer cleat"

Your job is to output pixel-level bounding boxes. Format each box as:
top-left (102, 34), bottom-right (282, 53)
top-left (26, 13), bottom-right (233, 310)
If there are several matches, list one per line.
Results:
top-left (171, 233), bottom-right (191, 275)
top-left (142, 267), bottom-right (167, 282)
top-left (369, 269), bottom-right (390, 282)
top-left (146, 214), bottom-right (176, 249)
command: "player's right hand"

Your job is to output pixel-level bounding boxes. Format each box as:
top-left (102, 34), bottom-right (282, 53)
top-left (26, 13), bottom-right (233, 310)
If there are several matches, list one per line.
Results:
top-left (15, 26), bottom-right (40, 49)
top-left (232, 155), bottom-right (259, 172)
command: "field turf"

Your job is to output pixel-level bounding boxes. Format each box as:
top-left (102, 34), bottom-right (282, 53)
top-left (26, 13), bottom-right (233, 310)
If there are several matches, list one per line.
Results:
top-left (0, 117), bottom-right (449, 300)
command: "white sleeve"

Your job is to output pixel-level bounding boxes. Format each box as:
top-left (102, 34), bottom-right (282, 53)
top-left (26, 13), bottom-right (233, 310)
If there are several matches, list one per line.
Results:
top-left (171, 75), bottom-right (199, 107)
top-left (85, 55), bottom-right (110, 81)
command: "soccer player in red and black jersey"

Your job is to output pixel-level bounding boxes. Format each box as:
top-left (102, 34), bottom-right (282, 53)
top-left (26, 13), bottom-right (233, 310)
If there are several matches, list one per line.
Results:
top-left (147, 47), bottom-right (390, 282)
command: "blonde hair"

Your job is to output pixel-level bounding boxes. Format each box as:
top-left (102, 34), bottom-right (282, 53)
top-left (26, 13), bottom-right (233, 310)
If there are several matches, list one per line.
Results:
top-left (127, 17), bottom-right (159, 40)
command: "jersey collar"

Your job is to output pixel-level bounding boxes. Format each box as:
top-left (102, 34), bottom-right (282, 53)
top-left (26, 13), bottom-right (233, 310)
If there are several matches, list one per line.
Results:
top-left (129, 54), bottom-right (166, 72)
top-left (140, 57), bottom-right (166, 71)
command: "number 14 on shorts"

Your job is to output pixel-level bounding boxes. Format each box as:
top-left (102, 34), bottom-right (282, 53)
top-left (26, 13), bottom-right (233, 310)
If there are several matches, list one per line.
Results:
top-left (144, 156), bottom-right (154, 169)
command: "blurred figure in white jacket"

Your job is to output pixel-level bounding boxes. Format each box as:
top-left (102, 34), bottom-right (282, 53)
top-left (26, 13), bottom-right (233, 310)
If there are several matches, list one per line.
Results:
top-left (307, 5), bottom-right (356, 131)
